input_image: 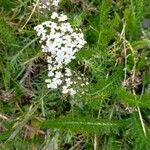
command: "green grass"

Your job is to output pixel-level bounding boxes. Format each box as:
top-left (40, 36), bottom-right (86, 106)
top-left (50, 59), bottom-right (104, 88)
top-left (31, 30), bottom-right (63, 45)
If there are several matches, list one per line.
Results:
top-left (0, 0), bottom-right (150, 149)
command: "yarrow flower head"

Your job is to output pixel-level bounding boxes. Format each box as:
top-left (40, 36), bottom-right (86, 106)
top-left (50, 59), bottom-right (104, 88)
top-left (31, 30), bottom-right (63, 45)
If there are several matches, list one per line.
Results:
top-left (34, 5), bottom-right (87, 95)
top-left (33, 0), bottom-right (60, 13)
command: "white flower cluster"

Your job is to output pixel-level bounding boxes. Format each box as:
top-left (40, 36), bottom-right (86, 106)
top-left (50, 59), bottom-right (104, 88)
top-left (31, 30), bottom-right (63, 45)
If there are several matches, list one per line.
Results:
top-left (34, 11), bottom-right (87, 95)
top-left (33, 0), bottom-right (60, 12)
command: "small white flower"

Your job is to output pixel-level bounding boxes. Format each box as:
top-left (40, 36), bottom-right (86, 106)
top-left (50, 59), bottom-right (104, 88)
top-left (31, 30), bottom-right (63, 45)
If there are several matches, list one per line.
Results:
top-left (47, 56), bottom-right (52, 63)
top-left (58, 14), bottom-right (68, 22)
top-left (77, 77), bottom-right (82, 80)
top-left (42, 21), bottom-right (51, 27)
top-left (47, 84), bottom-right (51, 88)
top-left (50, 82), bottom-right (58, 89)
top-left (50, 22), bottom-right (57, 29)
top-left (54, 78), bottom-right (62, 85)
top-left (69, 88), bottom-right (76, 95)
top-left (46, 2), bottom-right (50, 6)
top-left (51, 12), bottom-right (58, 19)
top-left (65, 78), bottom-right (73, 86)
top-left (81, 83), bottom-right (85, 87)
top-left (55, 71), bottom-right (63, 78)
top-left (65, 68), bottom-right (72, 76)
top-left (45, 79), bottom-right (51, 83)
top-left (52, 0), bottom-right (60, 7)
top-left (85, 82), bottom-right (89, 85)
top-left (73, 81), bottom-right (77, 84)
top-left (48, 71), bottom-right (54, 77)
top-left (62, 86), bottom-right (69, 94)
top-left (81, 91), bottom-right (85, 94)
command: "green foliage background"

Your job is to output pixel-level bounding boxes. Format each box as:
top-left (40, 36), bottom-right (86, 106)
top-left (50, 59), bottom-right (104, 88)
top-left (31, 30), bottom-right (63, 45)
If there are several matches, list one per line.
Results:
top-left (0, 0), bottom-right (150, 149)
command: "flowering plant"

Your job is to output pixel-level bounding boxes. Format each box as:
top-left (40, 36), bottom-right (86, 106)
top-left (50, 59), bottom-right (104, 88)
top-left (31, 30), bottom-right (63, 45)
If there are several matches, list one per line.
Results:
top-left (34, 0), bottom-right (87, 95)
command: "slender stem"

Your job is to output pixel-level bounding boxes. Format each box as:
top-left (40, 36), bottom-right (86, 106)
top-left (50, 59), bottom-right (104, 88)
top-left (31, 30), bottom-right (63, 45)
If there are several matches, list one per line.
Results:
top-left (119, 25), bottom-right (147, 137)
top-left (94, 99), bottom-right (103, 150)
top-left (21, 0), bottom-right (40, 30)
top-left (132, 88), bottom-right (147, 137)
top-left (122, 23), bottom-right (127, 84)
